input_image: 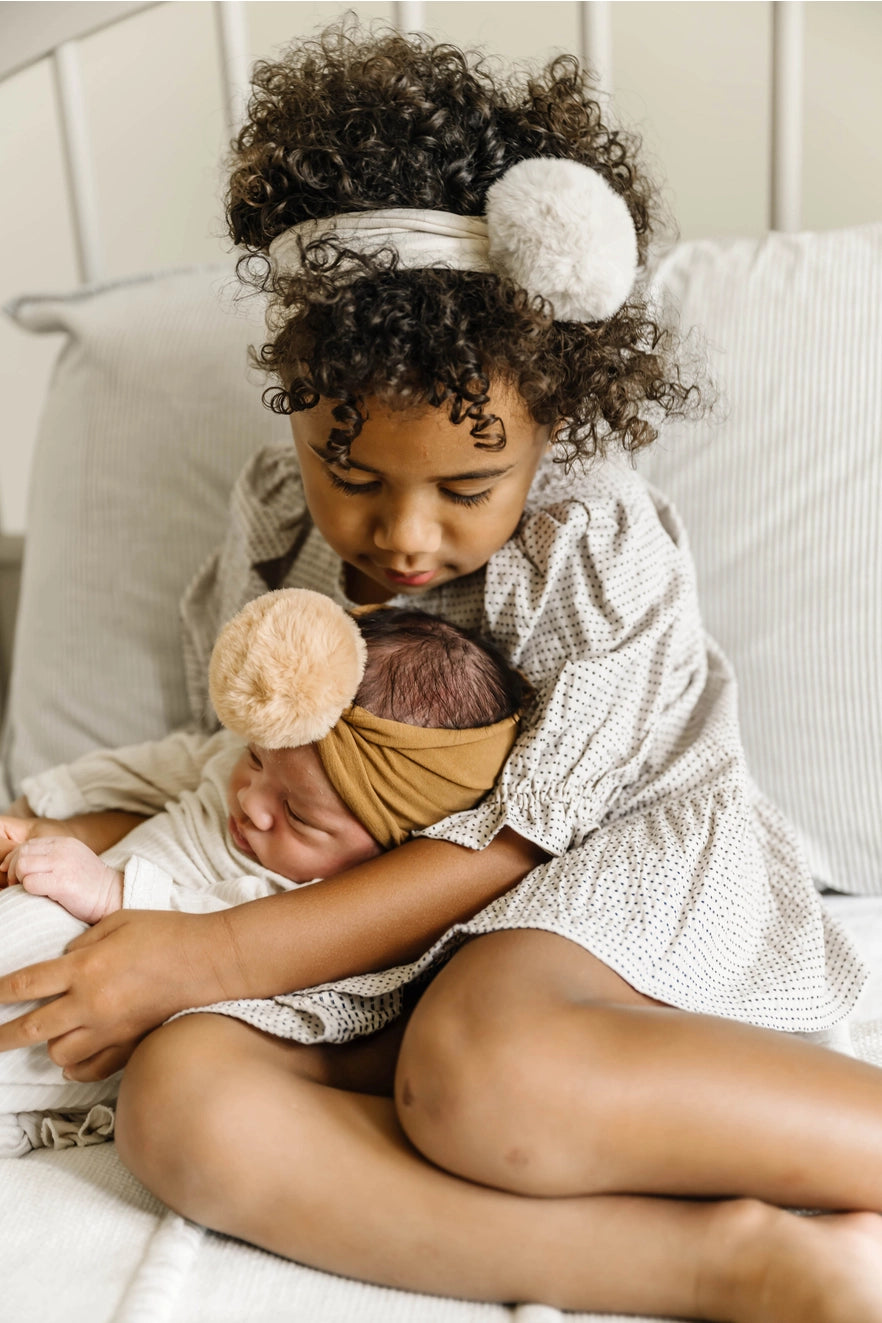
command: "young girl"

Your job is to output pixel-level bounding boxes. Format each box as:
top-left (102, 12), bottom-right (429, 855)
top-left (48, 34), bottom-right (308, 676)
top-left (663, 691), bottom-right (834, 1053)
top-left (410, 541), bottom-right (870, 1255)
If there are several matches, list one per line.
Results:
top-left (2, 24), bottom-right (882, 1321)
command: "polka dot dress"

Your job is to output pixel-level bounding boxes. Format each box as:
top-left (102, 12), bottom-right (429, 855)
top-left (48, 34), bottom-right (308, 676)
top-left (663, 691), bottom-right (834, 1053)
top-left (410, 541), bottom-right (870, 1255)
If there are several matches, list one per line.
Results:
top-left (180, 448), bottom-right (867, 1042)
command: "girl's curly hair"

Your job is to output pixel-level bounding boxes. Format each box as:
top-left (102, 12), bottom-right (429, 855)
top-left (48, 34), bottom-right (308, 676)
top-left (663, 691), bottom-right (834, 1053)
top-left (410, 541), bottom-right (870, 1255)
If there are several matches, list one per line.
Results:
top-left (227, 21), bottom-right (698, 464)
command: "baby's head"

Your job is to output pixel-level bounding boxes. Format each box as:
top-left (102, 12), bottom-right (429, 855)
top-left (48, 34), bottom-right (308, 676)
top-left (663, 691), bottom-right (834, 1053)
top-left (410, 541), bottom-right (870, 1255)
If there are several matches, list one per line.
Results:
top-left (212, 591), bottom-right (525, 883)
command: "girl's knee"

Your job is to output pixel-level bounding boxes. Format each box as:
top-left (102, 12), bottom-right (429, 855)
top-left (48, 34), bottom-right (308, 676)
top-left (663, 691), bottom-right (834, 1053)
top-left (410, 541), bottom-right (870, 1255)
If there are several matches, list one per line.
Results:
top-left (394, 935), bottom-right (632, 1192)
top-left (392, 982), bottom-right (560, 1190)
top-left (116, 1013), bottom-right (347, 1226)
top-left (116, 1015), bottom-right (260, 1219)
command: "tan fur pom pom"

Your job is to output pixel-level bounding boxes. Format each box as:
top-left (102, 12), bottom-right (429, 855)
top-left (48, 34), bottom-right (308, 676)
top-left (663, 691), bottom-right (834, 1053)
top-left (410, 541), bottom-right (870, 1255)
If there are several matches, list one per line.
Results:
top-left (209, 590), bottom-right (367, 748)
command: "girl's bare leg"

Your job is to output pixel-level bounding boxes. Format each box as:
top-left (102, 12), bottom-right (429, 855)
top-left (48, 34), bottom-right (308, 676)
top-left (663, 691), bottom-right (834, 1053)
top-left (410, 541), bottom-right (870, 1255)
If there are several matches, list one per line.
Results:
top-left (114, 1012), bottom-right (882, 1321)
top-left (395, 930), bottom-right (882, 1211)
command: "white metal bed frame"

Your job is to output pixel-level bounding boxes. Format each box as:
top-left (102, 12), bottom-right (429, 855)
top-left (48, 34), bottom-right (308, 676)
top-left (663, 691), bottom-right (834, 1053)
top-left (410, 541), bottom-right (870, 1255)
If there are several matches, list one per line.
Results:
top-left (4, 0), bottom-right (808, 287)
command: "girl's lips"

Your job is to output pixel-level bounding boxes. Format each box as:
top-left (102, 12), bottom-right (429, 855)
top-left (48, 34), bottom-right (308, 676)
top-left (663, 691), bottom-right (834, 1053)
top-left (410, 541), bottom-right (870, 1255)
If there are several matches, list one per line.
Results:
top-left (382, 568), bottom-right (437, 587)
top-left (228, 814), bottom-right (255, 857)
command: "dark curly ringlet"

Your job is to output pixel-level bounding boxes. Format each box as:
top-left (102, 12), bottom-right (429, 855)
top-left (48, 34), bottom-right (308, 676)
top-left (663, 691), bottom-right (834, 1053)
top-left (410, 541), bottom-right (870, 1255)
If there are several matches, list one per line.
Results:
top-left (227, 20), bottom-right (700, 464)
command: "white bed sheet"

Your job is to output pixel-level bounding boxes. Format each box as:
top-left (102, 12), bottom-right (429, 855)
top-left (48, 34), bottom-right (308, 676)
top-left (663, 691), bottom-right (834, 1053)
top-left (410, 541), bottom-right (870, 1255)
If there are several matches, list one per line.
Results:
top-left (1, 893), bottom-right (880, 1323)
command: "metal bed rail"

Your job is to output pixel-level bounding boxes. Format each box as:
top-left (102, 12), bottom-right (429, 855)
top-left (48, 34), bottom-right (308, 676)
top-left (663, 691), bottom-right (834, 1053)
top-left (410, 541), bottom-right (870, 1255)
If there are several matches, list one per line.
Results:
top-left (31, 0), bottom-right (807, 285)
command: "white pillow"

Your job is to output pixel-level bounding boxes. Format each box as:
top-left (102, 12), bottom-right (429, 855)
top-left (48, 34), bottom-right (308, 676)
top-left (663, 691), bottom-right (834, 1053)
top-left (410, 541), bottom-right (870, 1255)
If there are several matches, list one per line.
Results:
top-left (644, 224), bottom-right (882, 895)
top-left (1, 266), bottom-right (289, 797)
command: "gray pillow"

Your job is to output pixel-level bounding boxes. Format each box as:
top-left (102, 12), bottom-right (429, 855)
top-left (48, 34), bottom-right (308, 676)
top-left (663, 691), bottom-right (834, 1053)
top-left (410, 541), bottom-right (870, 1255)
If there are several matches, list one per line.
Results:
top-left (642, 224), bottom-right (882, 894)
top-left (1, 266), bottom-right (289, 796)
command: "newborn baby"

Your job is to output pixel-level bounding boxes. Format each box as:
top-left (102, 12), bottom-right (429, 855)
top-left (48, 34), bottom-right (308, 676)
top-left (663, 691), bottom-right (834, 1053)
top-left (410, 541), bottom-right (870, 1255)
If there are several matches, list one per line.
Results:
top-left (0, 591), bottom-right (525, 1155)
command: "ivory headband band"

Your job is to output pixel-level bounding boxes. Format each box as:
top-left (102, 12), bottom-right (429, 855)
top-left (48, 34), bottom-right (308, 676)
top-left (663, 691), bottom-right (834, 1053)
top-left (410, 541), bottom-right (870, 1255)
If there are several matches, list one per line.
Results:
top-left (270, 210), bottom-right (495, 278)
top-left (267, 157), bottom-right (639, 322)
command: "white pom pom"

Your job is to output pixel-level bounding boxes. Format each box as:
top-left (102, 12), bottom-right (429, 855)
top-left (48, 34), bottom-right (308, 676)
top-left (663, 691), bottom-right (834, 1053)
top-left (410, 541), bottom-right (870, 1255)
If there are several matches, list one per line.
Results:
top-left (485, 158), bottom-right (638, 321)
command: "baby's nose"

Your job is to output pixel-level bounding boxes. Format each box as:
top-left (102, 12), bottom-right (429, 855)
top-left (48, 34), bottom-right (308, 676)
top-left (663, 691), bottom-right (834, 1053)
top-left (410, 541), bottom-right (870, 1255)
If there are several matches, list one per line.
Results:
top-left (238, 787), bottom-right (273, 832)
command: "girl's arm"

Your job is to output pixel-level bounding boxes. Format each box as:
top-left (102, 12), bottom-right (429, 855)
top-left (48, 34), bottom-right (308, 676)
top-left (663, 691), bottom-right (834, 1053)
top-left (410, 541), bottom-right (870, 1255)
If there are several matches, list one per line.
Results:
top-left (0, 809), bottom-right (148, 859)
top-left (0, 828), bottom-right (544, 1077)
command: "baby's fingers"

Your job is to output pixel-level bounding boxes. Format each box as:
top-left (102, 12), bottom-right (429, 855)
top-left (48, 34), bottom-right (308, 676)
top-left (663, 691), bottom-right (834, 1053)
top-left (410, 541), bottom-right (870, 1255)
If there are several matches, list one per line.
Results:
top-left (5, 837), bottom-right (72, 886)
top-left (2, 841), bottom-right (45, 887)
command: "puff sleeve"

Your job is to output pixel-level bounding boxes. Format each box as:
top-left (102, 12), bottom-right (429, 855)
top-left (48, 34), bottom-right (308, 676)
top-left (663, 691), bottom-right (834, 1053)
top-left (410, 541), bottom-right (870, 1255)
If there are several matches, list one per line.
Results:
top-left (419, 462), bottom-right (709, 855)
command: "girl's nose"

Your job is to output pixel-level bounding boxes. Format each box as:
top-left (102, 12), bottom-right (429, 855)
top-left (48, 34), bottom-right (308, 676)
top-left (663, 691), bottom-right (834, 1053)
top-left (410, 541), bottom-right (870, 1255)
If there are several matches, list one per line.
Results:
top-left (238, 785), bottom-right (273, 831)
top-left (373, 501), bottom-right (442, 556)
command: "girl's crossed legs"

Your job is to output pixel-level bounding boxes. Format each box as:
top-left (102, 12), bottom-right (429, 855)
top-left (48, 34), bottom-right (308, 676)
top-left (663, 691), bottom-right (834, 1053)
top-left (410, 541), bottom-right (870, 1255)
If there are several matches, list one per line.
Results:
top-left (115, 930), bottom-right (882, 1322)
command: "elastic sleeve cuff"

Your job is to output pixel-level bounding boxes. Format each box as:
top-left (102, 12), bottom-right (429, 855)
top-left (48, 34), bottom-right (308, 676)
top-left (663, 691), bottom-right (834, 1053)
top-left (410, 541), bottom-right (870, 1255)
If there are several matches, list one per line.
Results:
top-left (122, 856), bottom-right (175, 910)
top-left (416, 791), bottom-right (578, 857)
top-left (21, 766), bottom-right (92, 819)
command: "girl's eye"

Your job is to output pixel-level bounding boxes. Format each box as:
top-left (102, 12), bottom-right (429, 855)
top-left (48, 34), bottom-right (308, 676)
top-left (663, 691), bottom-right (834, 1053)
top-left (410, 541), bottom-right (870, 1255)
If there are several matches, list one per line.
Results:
top-left (326, 469), bottom-right (380, 496)
top-left (442, 488), bottom-right (492, 508)
top-left (284, 802), bottom-right (302, 826)
top-left (247, 749), bottom-right (262, 769)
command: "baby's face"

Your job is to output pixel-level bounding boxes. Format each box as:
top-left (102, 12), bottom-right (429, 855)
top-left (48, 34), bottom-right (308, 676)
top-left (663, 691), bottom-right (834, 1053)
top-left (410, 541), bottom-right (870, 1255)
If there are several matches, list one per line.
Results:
top-left (226, 742), bottom-right (382, 882)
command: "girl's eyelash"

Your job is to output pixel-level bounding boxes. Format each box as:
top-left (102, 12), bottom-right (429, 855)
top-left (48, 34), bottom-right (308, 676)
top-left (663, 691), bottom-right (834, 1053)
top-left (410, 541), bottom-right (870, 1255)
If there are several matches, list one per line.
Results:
top-left (443, 488), bottom-right (491, 507)
top-left (326, 470), bottom-right (378, 496)
top-left (326, 467), bottom-right (491, 508)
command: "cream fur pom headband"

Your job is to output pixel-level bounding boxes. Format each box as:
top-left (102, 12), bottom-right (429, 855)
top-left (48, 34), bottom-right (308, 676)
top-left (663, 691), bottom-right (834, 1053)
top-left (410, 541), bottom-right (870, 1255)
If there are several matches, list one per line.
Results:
top-left (268, 158), bottom-right (638, 323)
top-left (209, 589), bottom-right (367, 748)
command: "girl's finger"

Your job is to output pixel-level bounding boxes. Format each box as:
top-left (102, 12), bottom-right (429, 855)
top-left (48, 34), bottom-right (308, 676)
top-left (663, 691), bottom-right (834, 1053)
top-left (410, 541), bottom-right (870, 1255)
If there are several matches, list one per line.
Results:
top-left (0, 997), bottom-right (84, 1053)
top-left (21, 875), bottom-right (58, 900)
top-left (8, 839), bottom-right (53, 859)
top-left (0, 954), bottom-right (71, 1007)
top-left (53, 1041), bottom-right (135, 1082)
top-left (46, 1027), bottom-right (107, 1070)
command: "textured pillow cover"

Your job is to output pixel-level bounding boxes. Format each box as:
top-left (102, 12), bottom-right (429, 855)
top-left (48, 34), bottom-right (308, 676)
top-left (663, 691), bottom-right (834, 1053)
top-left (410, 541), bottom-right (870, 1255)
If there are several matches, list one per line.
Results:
top-left (1, 267), bottom-right (289, 798)
top-left (642, 224), bottom-right (882, 895)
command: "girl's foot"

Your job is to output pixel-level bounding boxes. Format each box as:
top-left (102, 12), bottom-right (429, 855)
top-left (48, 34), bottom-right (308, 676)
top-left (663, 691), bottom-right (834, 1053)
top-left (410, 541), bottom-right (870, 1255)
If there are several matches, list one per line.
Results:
top-left (708, 1200), bottom-right (882, 1323)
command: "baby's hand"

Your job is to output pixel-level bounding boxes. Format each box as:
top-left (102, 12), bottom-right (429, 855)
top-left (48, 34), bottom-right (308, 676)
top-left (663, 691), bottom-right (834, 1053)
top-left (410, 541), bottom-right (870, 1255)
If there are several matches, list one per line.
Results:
top-left (0, 815), bottom-right (75, 878)
top-left (2, 837), bottom-right (124, 924)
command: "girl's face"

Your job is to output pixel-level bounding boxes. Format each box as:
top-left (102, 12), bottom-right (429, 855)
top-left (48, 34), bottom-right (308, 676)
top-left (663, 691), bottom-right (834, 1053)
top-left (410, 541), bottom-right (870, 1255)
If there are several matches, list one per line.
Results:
top-left (290, 389), bottom-right (551, 604)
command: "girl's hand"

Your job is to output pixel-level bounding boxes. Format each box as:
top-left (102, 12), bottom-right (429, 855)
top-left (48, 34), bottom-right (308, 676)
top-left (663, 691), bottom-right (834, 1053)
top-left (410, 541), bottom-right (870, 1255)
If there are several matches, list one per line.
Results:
top-left (2, 836), bottom-right (124, 923)
top-left (2, 796), bottom-right (35, 818)
top-left (0, 813), bottom-right (76, 853)
top-left (0, 908), bottom-right (241, 1079)
top-left (0, 814), bottom-right (53, 872)
top-left (0, 817), bottom-right (89, 888)
top-left (0, 809), bottom-right (147, 857)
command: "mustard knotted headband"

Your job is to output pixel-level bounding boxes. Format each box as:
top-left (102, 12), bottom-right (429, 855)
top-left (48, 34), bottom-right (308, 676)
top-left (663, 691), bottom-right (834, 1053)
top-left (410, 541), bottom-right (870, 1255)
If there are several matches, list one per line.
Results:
top-left (316, 705), bottom-right (519, 848)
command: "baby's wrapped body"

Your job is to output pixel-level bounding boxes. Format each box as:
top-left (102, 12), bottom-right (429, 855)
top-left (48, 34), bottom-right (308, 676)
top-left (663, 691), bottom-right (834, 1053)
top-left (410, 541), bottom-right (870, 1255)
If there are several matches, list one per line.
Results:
top-left (177, 447), bottom-right (865, 1043)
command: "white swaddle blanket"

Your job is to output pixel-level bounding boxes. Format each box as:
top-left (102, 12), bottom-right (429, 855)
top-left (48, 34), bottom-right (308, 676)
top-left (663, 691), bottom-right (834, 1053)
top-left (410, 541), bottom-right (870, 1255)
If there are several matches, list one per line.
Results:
top-left (0, 887), bottom-right (120, 1157)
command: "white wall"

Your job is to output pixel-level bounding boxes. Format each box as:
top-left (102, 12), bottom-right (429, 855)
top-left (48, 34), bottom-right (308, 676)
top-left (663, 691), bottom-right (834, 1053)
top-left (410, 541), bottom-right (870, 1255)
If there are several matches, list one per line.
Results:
top-left (1, 0), bottom-right (880, 534)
